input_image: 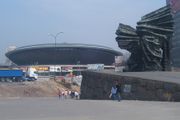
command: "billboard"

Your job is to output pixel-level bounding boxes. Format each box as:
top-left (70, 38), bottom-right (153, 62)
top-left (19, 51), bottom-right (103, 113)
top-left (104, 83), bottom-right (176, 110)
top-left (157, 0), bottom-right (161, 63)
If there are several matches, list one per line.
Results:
top-left (87, 64), bottom-right (104, 71)
top-left (32, 66), bottom-right (49, 71)
top-left (49, 66), bottom-right (61, 72)
top-left (61, 66), bottom-right (73, 72)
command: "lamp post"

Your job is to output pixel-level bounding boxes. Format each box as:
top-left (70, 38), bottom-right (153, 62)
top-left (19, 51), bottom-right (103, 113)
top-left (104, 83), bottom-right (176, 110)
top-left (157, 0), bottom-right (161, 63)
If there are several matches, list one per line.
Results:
top-left (48, 32), bottom-right (63, 79)
top-left (77, 61), bottom-right (81, 75)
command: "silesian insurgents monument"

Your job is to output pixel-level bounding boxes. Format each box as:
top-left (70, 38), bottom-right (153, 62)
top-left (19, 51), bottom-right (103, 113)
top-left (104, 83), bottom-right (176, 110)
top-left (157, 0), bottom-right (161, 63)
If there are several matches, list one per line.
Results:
top-left (80, 0), bottom-right (180, 101)
top-left (116, 0), bottom-right (180, 72)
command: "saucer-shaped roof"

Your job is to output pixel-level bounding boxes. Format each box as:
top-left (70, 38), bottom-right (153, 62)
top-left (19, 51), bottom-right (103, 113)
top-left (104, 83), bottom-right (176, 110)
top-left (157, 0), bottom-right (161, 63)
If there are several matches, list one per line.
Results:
top-left (6, 43), bottom-right (122, 66)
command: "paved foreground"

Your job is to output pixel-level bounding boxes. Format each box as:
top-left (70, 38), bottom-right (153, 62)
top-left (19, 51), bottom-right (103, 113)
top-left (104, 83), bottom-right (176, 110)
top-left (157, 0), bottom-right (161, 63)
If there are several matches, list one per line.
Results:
top-left (0, 98), bottom-right (180, 120)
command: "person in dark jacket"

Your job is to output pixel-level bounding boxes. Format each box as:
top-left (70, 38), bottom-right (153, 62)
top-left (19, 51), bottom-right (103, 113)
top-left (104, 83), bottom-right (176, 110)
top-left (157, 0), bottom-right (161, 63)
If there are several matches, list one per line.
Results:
top-left (115, 82), bottom-right (121, 101)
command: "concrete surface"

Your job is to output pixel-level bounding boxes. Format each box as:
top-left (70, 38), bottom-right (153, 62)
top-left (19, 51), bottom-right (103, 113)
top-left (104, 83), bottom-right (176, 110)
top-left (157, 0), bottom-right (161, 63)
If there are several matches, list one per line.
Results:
top-left (81, 71), bottom-right (180, 101)
top-left (101, 71), bottom-right (180, 84)
top-left (0, 97), bottom-right (180, 120)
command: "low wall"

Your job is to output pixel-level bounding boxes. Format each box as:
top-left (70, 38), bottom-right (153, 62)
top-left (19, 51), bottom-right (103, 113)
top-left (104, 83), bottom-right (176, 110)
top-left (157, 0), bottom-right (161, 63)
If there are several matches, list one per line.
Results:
top-left (80, 71), bottom-right (180, 101)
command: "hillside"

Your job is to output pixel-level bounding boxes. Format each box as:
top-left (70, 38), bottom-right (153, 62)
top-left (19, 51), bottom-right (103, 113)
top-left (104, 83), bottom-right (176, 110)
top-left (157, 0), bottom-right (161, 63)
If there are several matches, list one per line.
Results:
top-left (0, 79), bottom-right (80, 97)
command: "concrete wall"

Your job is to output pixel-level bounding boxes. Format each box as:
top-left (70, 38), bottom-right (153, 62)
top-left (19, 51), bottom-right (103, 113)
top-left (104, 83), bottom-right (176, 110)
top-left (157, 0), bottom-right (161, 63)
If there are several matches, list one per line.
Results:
top-left (80, 71), bottom-right (180, 101)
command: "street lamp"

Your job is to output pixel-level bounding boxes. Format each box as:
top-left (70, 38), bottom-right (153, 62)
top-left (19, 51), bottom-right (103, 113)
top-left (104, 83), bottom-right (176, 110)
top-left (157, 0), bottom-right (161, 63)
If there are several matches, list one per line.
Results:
top-left (48, 32), bottom-right (63, 79)
top-left (77, 61), bottom-right (81, 76)
top-left (48, 32), bottom-right (63, 49)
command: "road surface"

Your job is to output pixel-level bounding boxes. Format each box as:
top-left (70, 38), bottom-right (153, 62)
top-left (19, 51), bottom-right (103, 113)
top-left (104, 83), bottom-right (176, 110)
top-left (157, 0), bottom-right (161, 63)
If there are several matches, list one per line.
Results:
top-left (0, 97), bottom-right (180, 120)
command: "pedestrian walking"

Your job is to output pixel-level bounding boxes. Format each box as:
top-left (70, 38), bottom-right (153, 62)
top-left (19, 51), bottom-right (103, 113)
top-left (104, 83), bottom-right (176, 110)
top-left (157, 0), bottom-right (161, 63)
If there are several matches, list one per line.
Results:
top-left (115, 82), bottom-right (121, 102)
top-left (110, 85), bottom-right (117, 100)
top-left (57, 88), bottom-right (62, 100)
top-left (74, 91), bottom-right (79, 100)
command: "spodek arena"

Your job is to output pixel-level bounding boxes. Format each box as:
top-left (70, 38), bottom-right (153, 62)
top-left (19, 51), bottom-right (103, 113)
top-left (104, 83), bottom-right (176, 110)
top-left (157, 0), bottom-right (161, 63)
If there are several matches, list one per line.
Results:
top-left (5, 43), bottom-right (122, 74)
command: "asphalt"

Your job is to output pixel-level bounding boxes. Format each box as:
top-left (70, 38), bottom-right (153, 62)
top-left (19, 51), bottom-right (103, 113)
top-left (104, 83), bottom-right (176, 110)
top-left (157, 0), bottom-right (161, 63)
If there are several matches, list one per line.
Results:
top-left (0, 97), bottom-right (180, 120)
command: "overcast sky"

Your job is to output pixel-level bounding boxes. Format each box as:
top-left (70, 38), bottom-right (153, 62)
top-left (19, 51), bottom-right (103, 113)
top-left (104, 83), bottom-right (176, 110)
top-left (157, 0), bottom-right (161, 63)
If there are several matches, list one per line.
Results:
top-left (0, 0), bottom-right (166, 63)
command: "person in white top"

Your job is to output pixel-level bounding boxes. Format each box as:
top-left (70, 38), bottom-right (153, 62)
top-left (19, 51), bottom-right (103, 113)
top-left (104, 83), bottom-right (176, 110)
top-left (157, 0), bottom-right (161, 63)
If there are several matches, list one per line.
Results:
top-left (110, 85), bottom-right (117, 100)
top-left (74, 91), bottom-right (79, 100)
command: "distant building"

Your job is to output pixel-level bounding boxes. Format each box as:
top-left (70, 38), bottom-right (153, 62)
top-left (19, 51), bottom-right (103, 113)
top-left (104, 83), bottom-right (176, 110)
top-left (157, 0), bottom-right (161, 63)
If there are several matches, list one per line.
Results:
top-left (5, 46), bottom-right (17, 66)
top-left (5, 43), bottom-right (122, 67)
top-left (167, 0), bottom-right (180, 70)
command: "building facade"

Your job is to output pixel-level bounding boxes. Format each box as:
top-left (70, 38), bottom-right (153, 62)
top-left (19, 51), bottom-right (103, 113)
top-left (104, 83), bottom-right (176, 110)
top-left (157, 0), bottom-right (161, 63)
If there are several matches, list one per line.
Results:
top-left (167, 0), bottom-right (180, 70)
top-left (5, 43), bottom-right (122, 66)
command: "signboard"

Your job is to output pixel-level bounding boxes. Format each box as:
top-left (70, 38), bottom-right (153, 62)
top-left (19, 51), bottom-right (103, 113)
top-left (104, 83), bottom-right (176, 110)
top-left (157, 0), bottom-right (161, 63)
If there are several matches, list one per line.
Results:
top-left (61, 66), bottom-right (73, 72)
top-left (87, 64), bottom-right (104, 71)
top-left (49, 66), bottom-right (61, 72)
top-left (32, 66), bottom-right (49, 71)
top-left (123, 84), bottom-right (132, 93)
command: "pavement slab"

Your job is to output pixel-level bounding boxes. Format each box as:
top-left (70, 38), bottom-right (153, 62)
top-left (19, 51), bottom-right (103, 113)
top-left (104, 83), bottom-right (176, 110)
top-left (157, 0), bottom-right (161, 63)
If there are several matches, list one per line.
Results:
top-left (0, 97), bottom-right (180, 120)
